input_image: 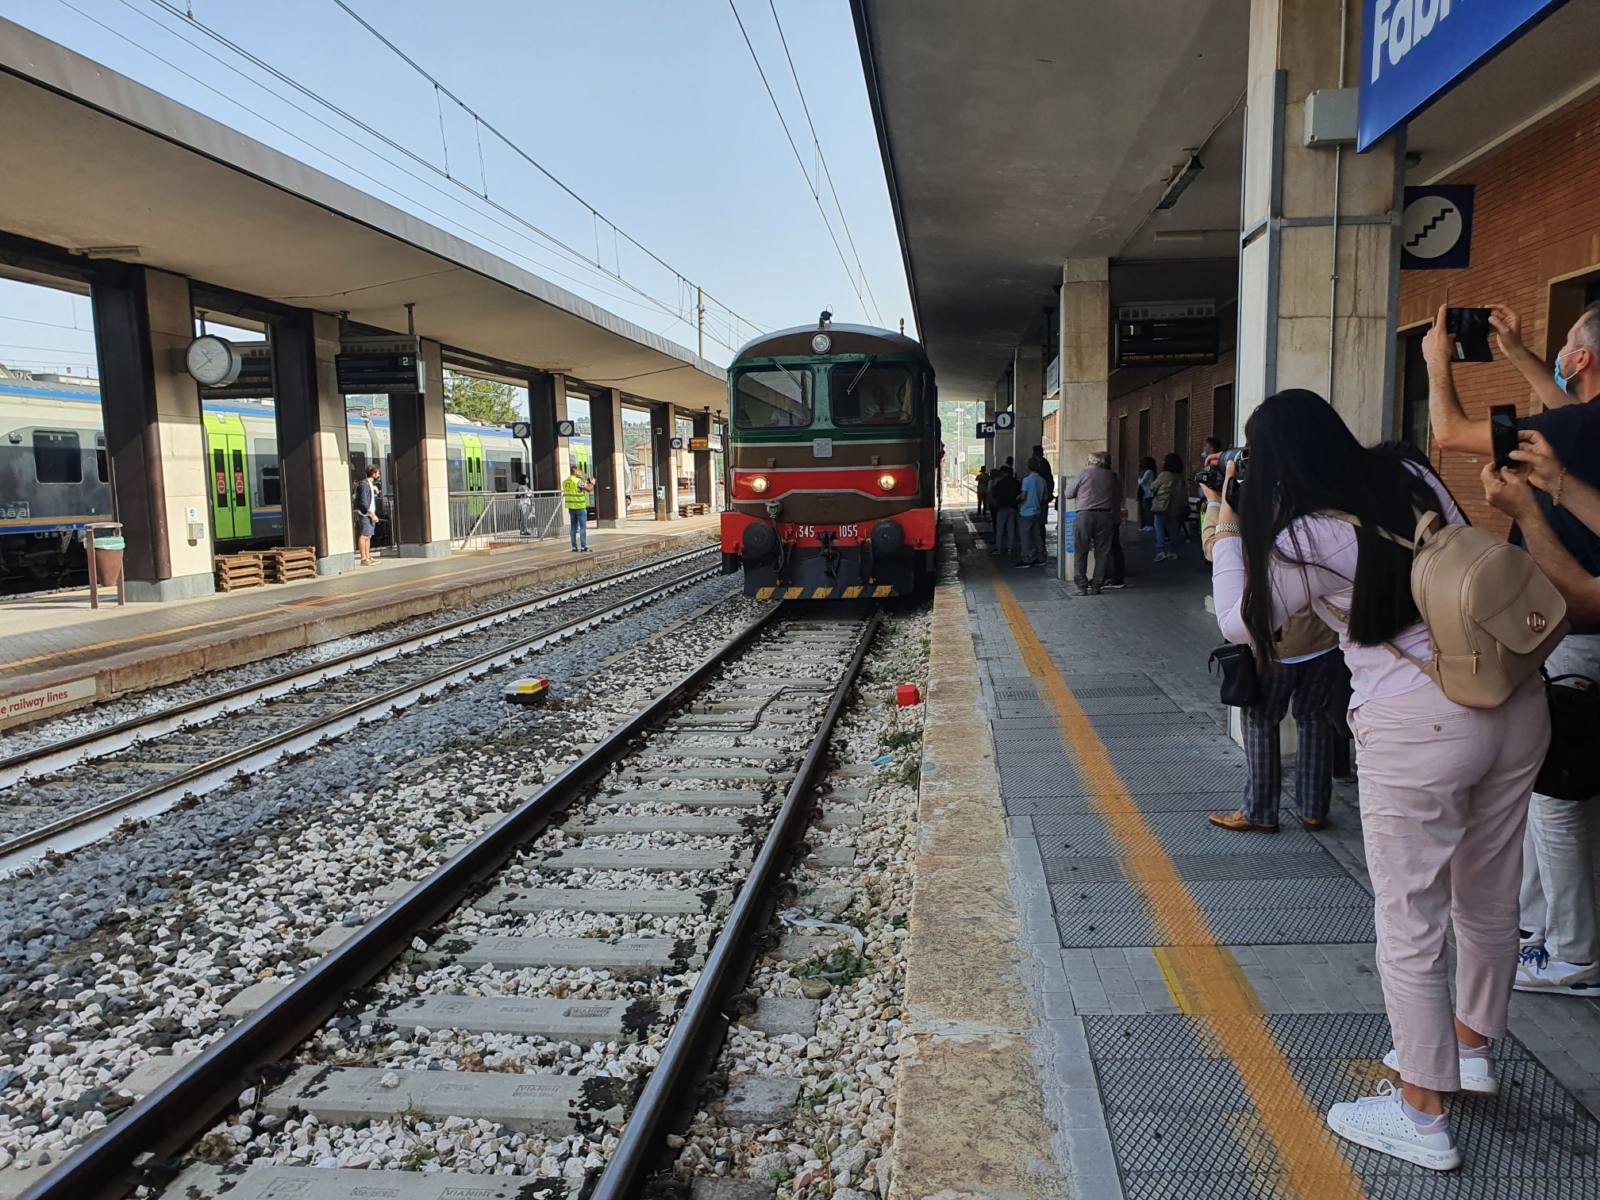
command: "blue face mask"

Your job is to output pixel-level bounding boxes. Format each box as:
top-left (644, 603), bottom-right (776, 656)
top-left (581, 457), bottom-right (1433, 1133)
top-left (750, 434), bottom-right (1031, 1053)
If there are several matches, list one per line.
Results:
top-left (1555, 350), bottom-right (1578, 395)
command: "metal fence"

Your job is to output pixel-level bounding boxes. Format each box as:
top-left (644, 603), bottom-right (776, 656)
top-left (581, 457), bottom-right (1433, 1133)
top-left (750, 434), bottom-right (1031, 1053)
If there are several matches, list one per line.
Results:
top-left (450, 491), bottom-right (564, 550)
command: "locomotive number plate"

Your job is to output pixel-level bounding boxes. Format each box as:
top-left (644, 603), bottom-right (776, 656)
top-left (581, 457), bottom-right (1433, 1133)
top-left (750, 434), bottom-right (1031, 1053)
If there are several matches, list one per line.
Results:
top-left (839, 524), bottom-right (859, 538)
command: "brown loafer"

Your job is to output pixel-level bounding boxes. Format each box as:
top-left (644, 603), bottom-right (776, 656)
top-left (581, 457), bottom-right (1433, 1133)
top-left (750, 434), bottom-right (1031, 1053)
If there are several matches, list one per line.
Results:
top-left (1208, 810), bottom-right (1279, 833)
top-left (1298, 814), bottom-right (1328, 831)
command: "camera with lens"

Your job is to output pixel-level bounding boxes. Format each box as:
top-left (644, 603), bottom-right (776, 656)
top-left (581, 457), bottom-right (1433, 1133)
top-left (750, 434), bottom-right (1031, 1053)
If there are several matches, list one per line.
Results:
top-left (1196, 447), bottom-right (1248, 506)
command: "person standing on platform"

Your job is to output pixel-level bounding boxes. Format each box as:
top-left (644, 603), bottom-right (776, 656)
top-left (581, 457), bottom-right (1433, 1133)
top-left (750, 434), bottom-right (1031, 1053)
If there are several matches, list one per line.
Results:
top-left (563, 463), bottom-right (595, 553)
top-left (1429, 299), bottom-right (1600, 996)
top-left (1151, 454), bottom-right (1185, 562)
top-left (1212, 388), bottom-right (1549, 1172)
top-left (1137, 456), bottom-right (1157, 531)
top-left (1061, 450), bottom-right (1116, 595)
top-left (1200, 486), bottom-right (1348, 830)
top-left (989, 465), bottom-right (1021, 557)
top-left (975, 465), bottom-right (990, 517)
top-left (354, 464), bottom-right (380, 567)
top-left (1032, 443), bottom-right (1055, 555)
top-left (1015, 458), bottom-right (1048, 568)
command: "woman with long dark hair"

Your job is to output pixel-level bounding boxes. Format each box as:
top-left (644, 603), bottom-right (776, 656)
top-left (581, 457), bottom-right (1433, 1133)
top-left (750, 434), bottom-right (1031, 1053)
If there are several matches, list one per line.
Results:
top-left (1209, 389), bottom-right (1549, 1171)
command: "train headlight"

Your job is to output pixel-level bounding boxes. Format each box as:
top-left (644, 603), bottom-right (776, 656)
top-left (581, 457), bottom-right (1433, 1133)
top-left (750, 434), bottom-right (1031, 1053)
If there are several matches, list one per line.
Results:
top-left (878, 473), bottom-right (897, 492)
top-left (748, 475), bottom-right (770, 495)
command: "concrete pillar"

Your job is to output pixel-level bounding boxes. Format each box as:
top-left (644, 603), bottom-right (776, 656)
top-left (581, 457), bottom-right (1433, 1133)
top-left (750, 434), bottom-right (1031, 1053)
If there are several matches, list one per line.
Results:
top-left (527, 372), bottom-right (567, 493)
top-left (90, 264), bottom-right (215, 601)
top-left (653, 402), bottom-right (676, 520)
top-left (592, 388), bottom-right (627, 527)
top-left (1235, 0), bottom-right (1404, 442)
top-left (1057, 257), bottom-right (1111, 581)
top-left (270, 310), bottom-right (353, 574)
top-left (1012, 345), bottom-right (1043, 472)
top-left (692, 411), bottom-right (713, 506)
top-left (389, 338), bottom-right (450, 557)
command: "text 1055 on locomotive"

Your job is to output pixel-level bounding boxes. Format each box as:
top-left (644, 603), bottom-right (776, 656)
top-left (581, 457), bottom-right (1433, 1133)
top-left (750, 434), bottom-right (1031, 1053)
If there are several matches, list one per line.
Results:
top-left (719, 316), bottom-right (938, 600)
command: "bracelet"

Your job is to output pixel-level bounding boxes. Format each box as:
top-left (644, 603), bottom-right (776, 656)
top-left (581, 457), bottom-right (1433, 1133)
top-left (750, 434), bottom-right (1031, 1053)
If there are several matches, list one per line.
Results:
top-left (1212, 522), bottom-right (1241, 536)
top-left (1554, 469), bottom-right (1567, 508)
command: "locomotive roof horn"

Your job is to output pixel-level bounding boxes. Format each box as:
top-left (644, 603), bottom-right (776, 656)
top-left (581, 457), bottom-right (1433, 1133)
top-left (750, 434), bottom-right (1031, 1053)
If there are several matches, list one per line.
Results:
top-left (818, 309), bottom-right (832, 329)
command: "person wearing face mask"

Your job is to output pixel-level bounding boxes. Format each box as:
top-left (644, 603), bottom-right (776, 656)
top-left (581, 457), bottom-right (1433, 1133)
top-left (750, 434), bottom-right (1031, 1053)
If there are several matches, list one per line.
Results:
top-left (1428, 299), bottom-right (1600, 996)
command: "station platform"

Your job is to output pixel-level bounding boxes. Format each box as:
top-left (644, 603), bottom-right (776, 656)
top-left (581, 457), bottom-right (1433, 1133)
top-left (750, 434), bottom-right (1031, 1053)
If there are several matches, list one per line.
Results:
top-left (899, 514), bottom-right (1600, 1200)
top-left (0, 516), bottom-right (719, 731)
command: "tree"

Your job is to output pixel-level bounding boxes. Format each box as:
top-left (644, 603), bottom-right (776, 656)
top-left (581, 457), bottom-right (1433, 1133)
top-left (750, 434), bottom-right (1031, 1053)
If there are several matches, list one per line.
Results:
top-left (444, 373), bottom-right (520, 425)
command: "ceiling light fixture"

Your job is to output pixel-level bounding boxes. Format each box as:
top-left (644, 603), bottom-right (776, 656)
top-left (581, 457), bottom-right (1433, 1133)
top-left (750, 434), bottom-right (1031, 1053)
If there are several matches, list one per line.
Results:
top-left (1155, 156), bottom-right (1203, 211)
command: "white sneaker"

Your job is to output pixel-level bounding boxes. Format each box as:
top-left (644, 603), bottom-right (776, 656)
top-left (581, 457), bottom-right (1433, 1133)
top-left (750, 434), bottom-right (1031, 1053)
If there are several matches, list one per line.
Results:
top-left (1514, 945), bottom-right (1600, 994)
top-left (1381, 1048), bottom-right (1498, 1096)
top-left (1326, 1079), bottom-right (1460, 1171)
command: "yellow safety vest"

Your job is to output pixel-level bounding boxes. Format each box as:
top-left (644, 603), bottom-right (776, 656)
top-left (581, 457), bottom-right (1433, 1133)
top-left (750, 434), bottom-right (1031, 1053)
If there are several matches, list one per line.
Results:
top-left (563, 476), bottom-right (589, 510)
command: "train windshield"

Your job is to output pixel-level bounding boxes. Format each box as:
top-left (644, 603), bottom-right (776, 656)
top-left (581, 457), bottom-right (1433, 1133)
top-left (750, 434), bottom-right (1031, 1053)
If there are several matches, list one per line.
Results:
top-left (831, 363), bottom-right (913, 426)
top-left (734, 366), bottom-right (812, 429)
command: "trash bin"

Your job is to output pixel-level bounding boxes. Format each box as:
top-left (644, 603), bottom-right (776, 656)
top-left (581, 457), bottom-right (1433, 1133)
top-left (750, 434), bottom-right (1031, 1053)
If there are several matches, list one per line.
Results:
top-left (93, 535), bottom-right (125, 587)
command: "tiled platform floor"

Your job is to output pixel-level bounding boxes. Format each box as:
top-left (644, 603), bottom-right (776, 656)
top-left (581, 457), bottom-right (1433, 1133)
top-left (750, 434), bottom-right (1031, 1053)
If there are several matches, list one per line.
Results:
top-left (955, 514), bottom-right (1600, 1199)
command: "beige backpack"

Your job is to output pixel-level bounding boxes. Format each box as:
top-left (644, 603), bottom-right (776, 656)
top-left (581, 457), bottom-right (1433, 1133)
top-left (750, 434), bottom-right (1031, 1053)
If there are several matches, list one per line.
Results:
top-left (1335, 510), bottom-right (1568, 708)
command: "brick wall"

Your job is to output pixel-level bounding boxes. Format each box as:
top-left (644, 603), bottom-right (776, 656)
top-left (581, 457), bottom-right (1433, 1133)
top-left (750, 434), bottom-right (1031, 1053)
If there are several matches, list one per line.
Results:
top-left (1106, 350), bottom-right (1237, 491)
top-left (1399, 90), bottom-right (1600, 529)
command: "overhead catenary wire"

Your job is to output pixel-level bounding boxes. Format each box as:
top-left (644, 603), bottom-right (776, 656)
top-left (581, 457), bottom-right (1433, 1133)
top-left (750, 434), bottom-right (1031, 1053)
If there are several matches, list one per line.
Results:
top-left (83, 0), bottom-right (764, 354)
top-left (324, 0), bottom-right (763, 347)
top-left (764, 0), bottom-right (883, 326)
top-left (82, 0), bottom-right (727, 342)
top-left (726, 0), bottom-right (879, 326)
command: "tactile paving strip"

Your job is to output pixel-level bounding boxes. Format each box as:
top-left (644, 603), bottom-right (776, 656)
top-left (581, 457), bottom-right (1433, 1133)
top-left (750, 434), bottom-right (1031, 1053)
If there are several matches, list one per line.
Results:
top-left (1006, 791), bottom-right (1246, 816)
top-left (1032, 811), bottom-right (1322, 856)
top-left (1000, 759), bottom-right (1249, 798)
top-left (1082, 1013), bottom-right (1600, 1199)
top-left (1044, 853), bottom-right (1347, 885)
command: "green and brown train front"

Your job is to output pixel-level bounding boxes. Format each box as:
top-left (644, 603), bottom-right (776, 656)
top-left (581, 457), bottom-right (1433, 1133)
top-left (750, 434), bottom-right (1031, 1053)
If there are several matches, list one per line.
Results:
top-left (720, 323), bottom-right (938, 599)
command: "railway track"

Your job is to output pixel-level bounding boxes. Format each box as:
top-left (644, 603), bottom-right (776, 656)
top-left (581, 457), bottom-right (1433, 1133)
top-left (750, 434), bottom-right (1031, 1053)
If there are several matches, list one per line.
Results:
top-left (0, 546), bottom-right (720, 874)
top-left (17, 604), bottom-right (881, 1200)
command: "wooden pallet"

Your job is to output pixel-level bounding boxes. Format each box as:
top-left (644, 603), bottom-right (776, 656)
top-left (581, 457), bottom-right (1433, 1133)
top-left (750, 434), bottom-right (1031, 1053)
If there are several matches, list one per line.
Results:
top-left (214, 552), bottom-right (266, 592)
top-left (677, 502), bottom-right (709, 517)
top-left (261, 546), bottom-right (318, 583)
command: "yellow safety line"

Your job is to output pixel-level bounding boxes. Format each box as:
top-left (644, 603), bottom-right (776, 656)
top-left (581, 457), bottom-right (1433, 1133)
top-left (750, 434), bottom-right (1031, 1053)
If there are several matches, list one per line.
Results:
top-left (993, 579), bottom-right (1366, 1200)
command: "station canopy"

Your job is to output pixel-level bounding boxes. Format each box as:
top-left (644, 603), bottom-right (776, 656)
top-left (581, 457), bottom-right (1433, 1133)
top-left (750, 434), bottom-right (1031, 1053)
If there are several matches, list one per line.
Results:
top-left (0, 18), bottom-right (727, 413)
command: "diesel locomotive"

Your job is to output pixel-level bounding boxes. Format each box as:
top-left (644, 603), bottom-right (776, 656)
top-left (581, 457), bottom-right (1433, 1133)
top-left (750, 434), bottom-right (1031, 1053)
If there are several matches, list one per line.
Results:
top-left (720, 319), bottom-right (938, 599)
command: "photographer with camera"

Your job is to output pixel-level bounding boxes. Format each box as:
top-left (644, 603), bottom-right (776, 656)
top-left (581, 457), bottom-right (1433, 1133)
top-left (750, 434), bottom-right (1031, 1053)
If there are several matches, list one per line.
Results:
top-left (1431, 300), bottom-right (1600, 995)
top-left (1212, 388), bottom-right (1551, 1169)
top-left (1200, 457), bottom-right (1349, 834)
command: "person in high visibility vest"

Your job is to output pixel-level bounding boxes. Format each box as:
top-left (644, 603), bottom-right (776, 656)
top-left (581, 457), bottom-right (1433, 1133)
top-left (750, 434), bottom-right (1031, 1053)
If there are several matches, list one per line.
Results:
top-left (563, 464), bottom-right (595, 552)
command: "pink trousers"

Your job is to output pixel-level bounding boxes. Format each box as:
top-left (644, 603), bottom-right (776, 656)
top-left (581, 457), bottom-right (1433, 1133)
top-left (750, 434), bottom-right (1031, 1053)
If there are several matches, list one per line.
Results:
top-left (1350, 676), bottom-right (1550, 1092)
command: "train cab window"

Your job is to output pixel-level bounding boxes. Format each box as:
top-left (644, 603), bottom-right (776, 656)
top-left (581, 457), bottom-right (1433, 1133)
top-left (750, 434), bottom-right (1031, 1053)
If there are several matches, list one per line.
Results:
top-left (831, 364), bottom-right (913, 426)
top-left (734, 366), bottom-right (812, 429)
top-left (33, 430), bottom-right (81, 483)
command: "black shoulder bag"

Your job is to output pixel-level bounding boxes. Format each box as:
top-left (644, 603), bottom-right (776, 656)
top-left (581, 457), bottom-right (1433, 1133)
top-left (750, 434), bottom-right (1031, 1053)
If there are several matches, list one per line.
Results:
top-left (1536, 673), bottom-right (1600, 800)
top-left (1208, 644), bottom-right (1261, 708)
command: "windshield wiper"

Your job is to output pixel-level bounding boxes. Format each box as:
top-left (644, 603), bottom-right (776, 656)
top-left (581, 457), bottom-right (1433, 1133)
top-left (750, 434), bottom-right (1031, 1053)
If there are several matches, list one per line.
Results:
top-left (845, 356), bottom-right (876, 395)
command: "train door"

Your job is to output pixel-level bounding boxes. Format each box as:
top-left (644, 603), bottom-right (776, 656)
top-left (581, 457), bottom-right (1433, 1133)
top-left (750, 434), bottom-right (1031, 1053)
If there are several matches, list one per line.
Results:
top-left (204, 413), bottom-right (252, 541)
top-left (461, 432), bottom-right (486, 518)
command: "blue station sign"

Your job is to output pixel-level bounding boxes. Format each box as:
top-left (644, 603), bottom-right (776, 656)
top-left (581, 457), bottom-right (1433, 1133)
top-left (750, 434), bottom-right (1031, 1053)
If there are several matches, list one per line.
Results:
top-left (1358, 0), bottom-right (1565, 151)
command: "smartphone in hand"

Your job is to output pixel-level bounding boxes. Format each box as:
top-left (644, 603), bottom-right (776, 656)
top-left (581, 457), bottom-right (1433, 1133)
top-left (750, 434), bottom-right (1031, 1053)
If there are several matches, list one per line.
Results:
top-left (1490, 404), bottom-right (1519, 468)
top-left (1447, 308), bottom-right (1495, 362)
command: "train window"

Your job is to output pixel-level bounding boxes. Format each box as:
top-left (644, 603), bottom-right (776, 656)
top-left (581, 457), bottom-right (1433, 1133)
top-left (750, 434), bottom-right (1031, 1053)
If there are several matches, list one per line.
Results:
top-left (734, 366), bottom-right (812, 429)
top-left (831, 364), bottom-right (913, 425)
top-left (494, 466), bottom-right (509, 492)
top-left (261, 465), bottom-right (282, 506)
top-left (96, 436), bottom-right (109, 483)
top-left (33, 430), bottom-right (81, 483)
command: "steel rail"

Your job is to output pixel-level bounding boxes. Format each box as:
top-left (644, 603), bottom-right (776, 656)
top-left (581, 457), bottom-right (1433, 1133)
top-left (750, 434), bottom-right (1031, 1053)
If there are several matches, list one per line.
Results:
top-left (592, 608), bottom-right (882, 1200)
top-left (0, 561), bottom-right (718, 874)
top-left (19, 603), bottom-right (784, 1200)
top-left (0, 544), bottom-right (717, 789)
top-left (0, 544), bottom-right (714, 784)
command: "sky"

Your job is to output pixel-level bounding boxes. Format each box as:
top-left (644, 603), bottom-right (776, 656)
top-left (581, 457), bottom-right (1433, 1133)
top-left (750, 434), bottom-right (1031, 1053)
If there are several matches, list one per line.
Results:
top-left (0, 0), bottom-right (914, 378)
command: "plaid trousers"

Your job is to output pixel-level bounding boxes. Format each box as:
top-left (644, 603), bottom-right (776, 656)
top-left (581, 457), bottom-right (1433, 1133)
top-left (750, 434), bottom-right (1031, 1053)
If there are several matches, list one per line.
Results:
top-left (1242, 649), bottom-right (1351, 825)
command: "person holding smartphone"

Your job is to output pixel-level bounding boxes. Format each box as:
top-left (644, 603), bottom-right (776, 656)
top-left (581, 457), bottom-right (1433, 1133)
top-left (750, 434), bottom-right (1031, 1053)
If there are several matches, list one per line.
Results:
top-left (1429, 299), bottom-right (1600, 996)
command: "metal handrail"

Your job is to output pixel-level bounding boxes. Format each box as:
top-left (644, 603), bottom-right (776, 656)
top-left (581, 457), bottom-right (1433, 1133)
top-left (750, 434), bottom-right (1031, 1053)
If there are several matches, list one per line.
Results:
top-left (449, 490), bottom-right (563, 549)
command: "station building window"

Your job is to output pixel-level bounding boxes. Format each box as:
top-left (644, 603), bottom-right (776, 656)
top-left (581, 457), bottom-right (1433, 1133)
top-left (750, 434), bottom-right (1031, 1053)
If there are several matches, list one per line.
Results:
top-left (33, 429), bottom-right (81, 483)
